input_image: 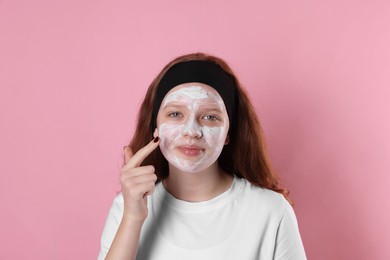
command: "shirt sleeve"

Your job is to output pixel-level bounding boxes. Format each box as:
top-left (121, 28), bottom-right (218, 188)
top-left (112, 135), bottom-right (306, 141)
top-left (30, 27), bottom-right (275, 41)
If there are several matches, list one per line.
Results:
top-left (97, 194), bottom-right (124, 260)
top-left (273, 199), bottom-right (307, 260)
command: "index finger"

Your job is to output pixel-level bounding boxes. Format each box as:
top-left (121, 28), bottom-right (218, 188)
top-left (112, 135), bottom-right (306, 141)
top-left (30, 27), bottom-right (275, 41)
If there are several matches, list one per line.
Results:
top-left (123, 146), bottom-right (133, 164)
top-left (123, 137), bottom-right (160, 170)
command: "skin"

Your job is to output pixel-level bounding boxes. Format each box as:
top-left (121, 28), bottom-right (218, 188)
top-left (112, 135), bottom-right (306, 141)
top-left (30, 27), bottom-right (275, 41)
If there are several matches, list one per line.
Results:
top-left (106, 139), bottom-right (160, 260)
top-left (156, 83), bottom-right (230, 173)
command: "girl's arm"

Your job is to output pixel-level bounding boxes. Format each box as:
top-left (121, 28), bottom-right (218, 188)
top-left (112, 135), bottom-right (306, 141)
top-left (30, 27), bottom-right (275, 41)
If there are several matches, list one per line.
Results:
top-left (99, 138), bottom-right (160, 260)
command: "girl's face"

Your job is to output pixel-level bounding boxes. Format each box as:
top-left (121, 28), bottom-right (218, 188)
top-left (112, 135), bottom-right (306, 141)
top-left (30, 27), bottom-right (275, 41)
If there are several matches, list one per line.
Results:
top-left (156, 82), bottom-right (230, 173)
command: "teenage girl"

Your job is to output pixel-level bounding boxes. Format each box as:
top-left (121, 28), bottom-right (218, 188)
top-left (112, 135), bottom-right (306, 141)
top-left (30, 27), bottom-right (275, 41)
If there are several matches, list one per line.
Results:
top-left (98, 53), bottom-right (306, 260)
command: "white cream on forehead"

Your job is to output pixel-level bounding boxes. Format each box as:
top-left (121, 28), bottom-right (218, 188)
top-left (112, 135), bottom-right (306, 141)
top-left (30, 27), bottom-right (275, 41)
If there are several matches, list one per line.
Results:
top-left (162, 85), bottom-right (224, 109)
top-left (157, 84), bottom-right (229, 173)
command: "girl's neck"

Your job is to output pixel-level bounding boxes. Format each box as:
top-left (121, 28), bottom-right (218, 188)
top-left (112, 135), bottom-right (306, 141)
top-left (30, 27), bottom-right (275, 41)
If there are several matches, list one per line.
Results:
top-left (163, 163), bottom-right (234, 202)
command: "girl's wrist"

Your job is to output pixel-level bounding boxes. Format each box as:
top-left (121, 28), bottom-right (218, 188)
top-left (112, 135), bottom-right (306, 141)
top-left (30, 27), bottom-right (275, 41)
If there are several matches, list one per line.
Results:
top-left (121, 212), bottom-right (147, 226)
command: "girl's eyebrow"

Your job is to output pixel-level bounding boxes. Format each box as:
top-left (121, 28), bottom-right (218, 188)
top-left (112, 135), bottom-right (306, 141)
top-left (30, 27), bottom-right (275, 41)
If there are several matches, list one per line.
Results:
top-left (163, 101), bottom-right (223, 112)
top-left (163, 103), bottom-right (188, 109)
top-left (198, 107), bottom-right (223, 113)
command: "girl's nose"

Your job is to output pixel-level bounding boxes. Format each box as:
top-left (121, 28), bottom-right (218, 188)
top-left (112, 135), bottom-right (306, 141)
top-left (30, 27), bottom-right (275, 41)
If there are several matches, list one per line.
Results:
top-left (182, 116), bottom-right (203, 138)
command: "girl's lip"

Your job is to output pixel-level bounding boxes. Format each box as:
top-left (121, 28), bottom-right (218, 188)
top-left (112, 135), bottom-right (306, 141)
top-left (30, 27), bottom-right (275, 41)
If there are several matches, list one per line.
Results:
top-left (176, 145), bottom-right (204, 156)
top-left (177, 144), bottom-right (203, 149)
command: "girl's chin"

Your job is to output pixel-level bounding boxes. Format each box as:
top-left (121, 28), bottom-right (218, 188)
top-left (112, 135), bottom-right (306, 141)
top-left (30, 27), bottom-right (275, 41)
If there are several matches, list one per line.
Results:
top-left (173, 165), bottom-right (209, 174)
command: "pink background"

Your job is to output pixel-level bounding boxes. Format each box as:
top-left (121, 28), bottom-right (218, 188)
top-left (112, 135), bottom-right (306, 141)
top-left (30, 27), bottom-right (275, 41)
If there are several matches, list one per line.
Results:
top-left (1, 0), bottom-right (389, 259)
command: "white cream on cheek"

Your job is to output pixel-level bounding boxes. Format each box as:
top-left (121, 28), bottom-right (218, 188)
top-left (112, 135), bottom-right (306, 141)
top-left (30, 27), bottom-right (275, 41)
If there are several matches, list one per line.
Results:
top-left (157, 85), bottom-right (229, 173)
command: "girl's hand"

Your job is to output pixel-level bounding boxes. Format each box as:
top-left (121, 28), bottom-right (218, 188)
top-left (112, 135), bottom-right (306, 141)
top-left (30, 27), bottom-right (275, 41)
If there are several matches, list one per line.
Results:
top-left (121, 137), bottom-right (160, 222)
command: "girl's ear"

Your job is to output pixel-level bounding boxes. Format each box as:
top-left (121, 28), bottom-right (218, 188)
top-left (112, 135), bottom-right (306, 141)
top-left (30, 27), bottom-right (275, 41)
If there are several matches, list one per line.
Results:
top-left (224, 135), bottom-right (230, 145)
top-left (153, 128), bottom-right (159, 138)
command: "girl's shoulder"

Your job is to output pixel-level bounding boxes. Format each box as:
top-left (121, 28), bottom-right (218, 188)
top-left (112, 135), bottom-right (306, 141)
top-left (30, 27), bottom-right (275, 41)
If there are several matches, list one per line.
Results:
top-left (235, 176), bottom-right (289, 215)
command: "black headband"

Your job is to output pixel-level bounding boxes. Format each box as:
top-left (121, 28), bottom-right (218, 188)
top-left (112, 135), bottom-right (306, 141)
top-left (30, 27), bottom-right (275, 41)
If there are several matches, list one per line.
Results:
top-left (152, 60), bottom-right (237, 131)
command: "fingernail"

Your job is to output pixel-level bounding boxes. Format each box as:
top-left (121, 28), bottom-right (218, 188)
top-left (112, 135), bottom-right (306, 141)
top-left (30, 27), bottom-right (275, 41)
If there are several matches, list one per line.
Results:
top-left (123, 145), bottom-right (127, 150)
top-left (153, 136), bottom-right (159, 143)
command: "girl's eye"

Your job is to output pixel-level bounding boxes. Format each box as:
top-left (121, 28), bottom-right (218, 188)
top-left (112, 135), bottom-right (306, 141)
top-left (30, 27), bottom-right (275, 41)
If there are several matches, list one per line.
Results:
top-left (202, 115), bottom-right (219, 121)
top-left (168, 112), bottom-right (182, 118)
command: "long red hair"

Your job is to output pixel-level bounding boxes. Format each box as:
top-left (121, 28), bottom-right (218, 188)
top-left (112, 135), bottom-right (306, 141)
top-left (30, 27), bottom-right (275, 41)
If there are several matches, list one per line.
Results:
top-left (127, 53), bottom-right (292, 204)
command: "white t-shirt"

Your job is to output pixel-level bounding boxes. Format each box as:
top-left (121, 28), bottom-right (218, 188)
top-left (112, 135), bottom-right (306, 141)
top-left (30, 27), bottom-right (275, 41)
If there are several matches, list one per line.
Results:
top-left (98, 176), bottom-right (306, 260)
